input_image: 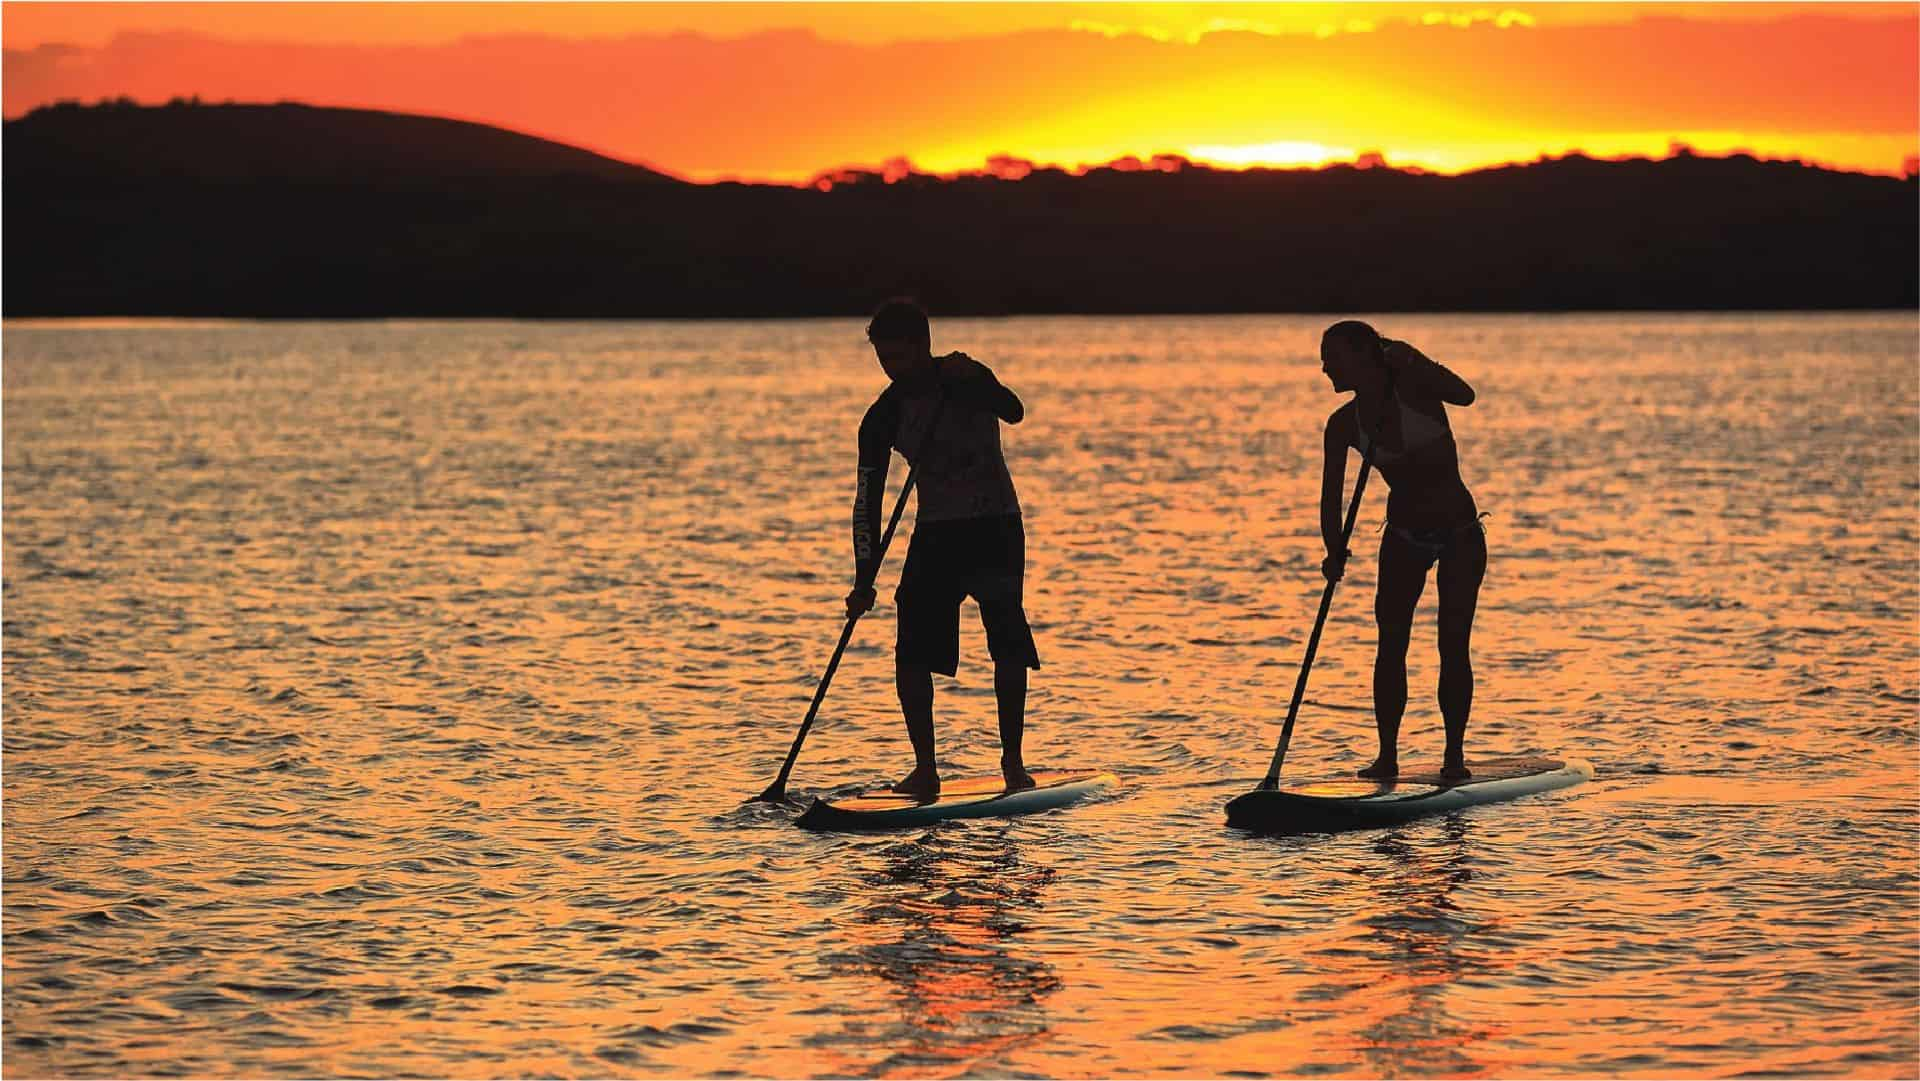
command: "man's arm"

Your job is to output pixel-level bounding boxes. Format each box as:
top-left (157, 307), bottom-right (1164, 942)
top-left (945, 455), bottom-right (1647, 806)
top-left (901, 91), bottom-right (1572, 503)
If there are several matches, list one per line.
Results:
top-left (848, 394), bottom-right (896, 613)
top-left (1383, 339), bottom-right (1475, 406)
top-left (938, 352), bottom-right (1024, 423)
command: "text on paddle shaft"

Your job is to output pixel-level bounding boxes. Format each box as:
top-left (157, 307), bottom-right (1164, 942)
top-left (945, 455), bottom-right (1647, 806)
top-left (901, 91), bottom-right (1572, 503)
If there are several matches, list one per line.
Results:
top-left (853, 465), bottom-right (877, 566)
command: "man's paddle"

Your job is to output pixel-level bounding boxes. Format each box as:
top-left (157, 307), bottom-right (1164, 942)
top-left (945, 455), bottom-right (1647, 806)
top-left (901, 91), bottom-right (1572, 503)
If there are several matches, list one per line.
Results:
top-left (1257, 368), bottom-right (1397, 791)
top-left (752, 386), bottom-right (949, 805)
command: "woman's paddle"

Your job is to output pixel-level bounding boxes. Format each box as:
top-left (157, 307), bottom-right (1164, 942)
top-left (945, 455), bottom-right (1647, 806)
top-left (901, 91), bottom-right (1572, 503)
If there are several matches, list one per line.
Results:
top-left (752, 387), bottom-right (949, 805)
top-left (1257, 369), bottom-right (1396, 791)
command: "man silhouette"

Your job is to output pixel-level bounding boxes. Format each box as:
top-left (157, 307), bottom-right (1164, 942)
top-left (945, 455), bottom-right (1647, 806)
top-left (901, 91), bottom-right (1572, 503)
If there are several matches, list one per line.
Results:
top-left (846, 299), bottom-right (1040, 797)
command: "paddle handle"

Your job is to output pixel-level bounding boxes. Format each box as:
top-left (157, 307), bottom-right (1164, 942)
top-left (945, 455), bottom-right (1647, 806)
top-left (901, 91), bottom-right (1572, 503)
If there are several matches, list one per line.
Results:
top-left (1258, 370), bottom-right (1397, 790)
top-left (758, 388), bottom-right (950, 801)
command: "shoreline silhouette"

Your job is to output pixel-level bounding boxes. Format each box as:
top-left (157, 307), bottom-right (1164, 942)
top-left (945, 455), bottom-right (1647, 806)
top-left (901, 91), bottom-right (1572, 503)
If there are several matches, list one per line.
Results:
top-left (7, 102), bottom-right (1915, 319)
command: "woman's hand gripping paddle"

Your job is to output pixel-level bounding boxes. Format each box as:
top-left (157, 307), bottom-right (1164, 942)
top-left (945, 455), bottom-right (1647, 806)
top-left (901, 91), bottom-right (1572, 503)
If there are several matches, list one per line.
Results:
top-left (1256, 369), bottom-right (1397, 791)
top-left (750, 385), bottom-right (950, 805)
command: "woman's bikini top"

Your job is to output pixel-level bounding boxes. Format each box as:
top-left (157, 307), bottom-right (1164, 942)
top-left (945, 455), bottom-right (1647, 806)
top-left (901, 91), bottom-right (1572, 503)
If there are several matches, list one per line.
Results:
top-left (1353, 391), bottom-right (1452, 466)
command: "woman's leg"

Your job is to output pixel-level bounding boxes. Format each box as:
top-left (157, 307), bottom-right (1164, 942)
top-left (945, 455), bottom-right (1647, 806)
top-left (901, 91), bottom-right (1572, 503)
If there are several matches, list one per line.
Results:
top-left (1435, 526), bottom-right (1488, 780)
top-left (1363, 530), bottom-right (1430, 778)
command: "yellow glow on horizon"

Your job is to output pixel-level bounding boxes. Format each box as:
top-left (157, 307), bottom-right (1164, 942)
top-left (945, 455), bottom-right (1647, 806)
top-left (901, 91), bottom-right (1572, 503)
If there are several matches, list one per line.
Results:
top-left (1187, 140), bottom-right (1355, 168)
top-left (754, 129), bottom-right (1919, 187)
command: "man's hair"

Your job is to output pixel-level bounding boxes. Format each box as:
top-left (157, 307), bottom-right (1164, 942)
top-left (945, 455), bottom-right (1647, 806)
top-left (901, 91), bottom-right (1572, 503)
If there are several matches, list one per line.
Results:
top-left (867, 298), bottom-right (930, 344)
top-left (1323, 319), bottom-right (1380, 352)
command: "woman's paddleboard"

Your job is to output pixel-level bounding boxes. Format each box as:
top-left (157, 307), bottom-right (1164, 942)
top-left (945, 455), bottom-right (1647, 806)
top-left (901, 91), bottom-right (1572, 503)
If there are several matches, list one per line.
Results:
top-left (1225, 756), bottom-right (1592, 835)
top-left (796, 770), bottom-right (1117, 831)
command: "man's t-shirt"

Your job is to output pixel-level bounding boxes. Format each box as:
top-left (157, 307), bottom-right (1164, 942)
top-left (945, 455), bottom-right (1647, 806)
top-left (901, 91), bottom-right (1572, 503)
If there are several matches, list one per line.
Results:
top-left (856, 357), bottom-right (1021, 528)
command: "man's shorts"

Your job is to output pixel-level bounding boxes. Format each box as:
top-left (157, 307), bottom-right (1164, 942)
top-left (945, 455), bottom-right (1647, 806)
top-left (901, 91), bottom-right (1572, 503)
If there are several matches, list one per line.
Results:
top-left (895, 513), bottom-right (1041, 677)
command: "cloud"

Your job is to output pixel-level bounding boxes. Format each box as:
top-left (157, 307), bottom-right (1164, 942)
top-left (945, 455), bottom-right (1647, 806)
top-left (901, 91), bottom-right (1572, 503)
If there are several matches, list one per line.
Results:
top-left (1420, 10), bottom-right (1537, 30)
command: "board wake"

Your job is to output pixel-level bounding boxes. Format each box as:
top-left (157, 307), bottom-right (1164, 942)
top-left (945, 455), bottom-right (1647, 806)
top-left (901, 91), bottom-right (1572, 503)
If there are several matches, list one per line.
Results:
top-left (1225, 756), bottom-right (1592, 835)
top-left (796, 769), bottom-right (1116, 831)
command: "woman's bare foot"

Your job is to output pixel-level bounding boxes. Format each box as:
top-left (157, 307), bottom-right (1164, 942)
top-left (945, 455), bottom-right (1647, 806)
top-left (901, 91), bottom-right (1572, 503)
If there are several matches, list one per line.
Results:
top-left (890, 766), bottom-right (941, 799)
top-left (1440, 758), bottom-right (1472, 783)
top-left (1357, 757), bottom-right (1399, 780)
top-left (1001, 760), bottom-right (1036, 792)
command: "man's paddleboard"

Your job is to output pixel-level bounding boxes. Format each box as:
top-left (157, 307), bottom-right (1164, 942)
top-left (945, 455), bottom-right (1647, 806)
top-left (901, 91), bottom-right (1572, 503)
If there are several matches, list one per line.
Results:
top-left (796, 770), bottom-right (1117, 831)
top-left (1225, 756), bottom-right (1592, 835)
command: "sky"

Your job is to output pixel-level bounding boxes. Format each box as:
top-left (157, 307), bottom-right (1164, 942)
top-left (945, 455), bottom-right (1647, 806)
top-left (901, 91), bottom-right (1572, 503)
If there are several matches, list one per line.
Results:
top-left (4, 2), bottom-right (1916, 182)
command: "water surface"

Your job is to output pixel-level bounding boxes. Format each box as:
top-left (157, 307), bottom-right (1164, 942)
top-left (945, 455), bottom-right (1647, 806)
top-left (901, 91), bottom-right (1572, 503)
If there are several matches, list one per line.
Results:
top-left (4, 313), bottom-right (1916, 1077)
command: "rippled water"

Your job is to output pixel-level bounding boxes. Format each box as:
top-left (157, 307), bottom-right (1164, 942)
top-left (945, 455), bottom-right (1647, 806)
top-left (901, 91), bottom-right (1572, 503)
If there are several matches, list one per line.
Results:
top-left (4, 313), bottom-right (1916, 1078)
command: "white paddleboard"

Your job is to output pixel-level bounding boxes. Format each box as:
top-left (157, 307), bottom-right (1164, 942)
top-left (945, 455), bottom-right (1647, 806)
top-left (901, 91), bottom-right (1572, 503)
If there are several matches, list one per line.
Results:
top-left (1226, 756), bottom-right (1592, 834)
top-left (796, 769), bottom-right (1117, 831)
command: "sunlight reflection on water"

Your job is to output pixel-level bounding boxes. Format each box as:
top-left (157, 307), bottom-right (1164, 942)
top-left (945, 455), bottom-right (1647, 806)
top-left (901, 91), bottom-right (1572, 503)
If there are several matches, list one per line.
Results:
top-left (3, 313), bottom-right (1916, 1078)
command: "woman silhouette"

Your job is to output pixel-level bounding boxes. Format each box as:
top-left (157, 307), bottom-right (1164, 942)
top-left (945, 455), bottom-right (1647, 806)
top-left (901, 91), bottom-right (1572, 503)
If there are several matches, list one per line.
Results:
top-left (1317, 321), bottom-right (1484, 781)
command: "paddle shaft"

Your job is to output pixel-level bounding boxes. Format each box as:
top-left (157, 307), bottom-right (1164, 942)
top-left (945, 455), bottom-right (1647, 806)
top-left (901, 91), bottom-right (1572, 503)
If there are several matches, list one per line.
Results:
top-left (1259, 370), bottom-right (1397, 790)
top-left (756, 387), bottom-right (949, 802)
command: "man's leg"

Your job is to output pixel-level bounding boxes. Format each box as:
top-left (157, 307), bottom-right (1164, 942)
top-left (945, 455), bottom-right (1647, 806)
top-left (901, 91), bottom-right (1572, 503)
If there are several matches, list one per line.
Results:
top-left (892, 526), bottom-right (960, 798)
top-left (993, 657), bottom-right (1034, 790)
top-left (892, 658), bottom-right (939, 796)
top-left (980, 515), bottom-right (1040, 791)
top-left (978, 582), bottom-right (1039, 791)
top-left (983, 510), bottom-right (1044, 791)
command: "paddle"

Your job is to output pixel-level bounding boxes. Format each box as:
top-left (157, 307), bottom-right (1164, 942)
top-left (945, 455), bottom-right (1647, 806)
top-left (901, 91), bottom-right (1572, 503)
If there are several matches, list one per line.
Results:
top-left (1256, 366), bottom-right (1397, 791)
top-left (752, 378), bottom-right (950, 805)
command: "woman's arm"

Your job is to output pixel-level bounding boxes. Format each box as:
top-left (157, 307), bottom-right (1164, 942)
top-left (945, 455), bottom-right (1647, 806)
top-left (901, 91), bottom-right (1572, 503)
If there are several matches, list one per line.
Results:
top-left (1384, 339), bottom-right (1474, 406)
top-left (1320, 411), bottom-right (1351, 581)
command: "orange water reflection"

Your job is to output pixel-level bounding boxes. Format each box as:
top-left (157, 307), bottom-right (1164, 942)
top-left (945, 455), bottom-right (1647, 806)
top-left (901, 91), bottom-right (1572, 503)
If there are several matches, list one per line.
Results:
top-left (1351, 819), bottom-right (1493, 1079)
top-left (813, 834), bottom-right (1059, 1078)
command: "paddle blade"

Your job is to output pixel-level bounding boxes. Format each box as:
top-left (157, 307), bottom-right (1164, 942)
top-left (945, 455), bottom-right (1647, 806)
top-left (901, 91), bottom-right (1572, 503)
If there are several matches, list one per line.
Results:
top-left (746, 784), bottom-right (797, 806)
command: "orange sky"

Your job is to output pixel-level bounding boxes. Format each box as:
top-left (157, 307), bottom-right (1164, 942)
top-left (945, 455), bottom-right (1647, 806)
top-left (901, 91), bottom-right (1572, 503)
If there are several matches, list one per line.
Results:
top-left (4, 3), bottom-right (1915, 181)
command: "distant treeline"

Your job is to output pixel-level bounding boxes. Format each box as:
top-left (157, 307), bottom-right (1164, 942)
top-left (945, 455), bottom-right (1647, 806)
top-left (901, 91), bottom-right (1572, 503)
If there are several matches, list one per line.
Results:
top-left (6, 102), bottom-right (1915, 317)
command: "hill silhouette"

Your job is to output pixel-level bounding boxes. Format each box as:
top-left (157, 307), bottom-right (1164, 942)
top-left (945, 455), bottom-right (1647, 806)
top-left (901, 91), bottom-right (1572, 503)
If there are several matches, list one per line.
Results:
top-left (5, 100), bottom-right (675, 184)
top-left (6, 102), bottom-right (1914, 317)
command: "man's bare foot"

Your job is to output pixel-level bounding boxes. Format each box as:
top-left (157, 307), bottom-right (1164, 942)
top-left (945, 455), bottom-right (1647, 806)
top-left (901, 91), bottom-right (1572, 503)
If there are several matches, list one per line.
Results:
top-left (1357, 757), bottom-right (1399, 780)
top-left (890, 766), bottom-right (941, 799)
top-left (1440, 759), bottom-right (1472, 783)
top-left (1002, 760), bottom-right (1036, 792)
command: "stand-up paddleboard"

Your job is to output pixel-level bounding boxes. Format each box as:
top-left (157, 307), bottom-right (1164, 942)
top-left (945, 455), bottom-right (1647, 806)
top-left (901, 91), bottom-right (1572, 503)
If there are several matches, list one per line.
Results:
top-left (1226, 756), bottom-right (1592, 835)
top-left (797, 770), bottom-right (1117, 831)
